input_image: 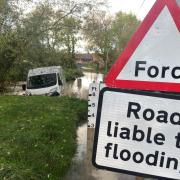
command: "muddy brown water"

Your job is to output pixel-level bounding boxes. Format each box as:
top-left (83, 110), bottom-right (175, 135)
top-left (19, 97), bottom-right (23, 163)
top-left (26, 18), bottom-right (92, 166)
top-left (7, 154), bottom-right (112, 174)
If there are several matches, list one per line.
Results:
top-left (63, 72), bottom-right (137, 180)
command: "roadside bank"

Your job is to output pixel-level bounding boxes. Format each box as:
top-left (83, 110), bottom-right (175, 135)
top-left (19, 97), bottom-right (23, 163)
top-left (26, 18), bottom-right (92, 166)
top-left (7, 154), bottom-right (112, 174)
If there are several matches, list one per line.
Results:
top-left (0, 96), bottom-right (87, 180)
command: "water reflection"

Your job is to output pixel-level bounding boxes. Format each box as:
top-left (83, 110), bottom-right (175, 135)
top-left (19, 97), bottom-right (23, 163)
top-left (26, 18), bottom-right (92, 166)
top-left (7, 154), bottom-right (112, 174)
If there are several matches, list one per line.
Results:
top-left (64, 72), bottom-right (103, 99)
top-left (64, 123), bottom-right (89, 180)
top-left (64, 72), bottom-right (136, 180)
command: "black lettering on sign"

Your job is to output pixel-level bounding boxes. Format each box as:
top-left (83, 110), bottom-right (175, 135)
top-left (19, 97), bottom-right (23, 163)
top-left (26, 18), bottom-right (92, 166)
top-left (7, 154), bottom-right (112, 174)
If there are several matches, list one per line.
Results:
top-left (127, 101), bottom-right (180, 126)
top-left (135, 61), bottom-right (146, 77)
top-left (161, 66), bottom-right (170, 78)
top-left (172, 67), bottom-right (180, 79)
top-left (147, 66), bottom-right (159, 78)
top-left (127, 102), bottom-right (141, 119)
top-left (134, 61), bottom-right (180, 79)
top-left (104, 144), bottom-right (179, 171)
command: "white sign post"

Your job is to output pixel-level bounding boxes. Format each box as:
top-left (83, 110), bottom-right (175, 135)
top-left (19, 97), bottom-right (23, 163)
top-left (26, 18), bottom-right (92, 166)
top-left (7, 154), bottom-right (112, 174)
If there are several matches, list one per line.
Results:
top-left (88, 82), bottom-right (100, 128)
top-left (93, 88), bottom-right (180, 179)
top-left (88, 82), bottom-right (105, 128)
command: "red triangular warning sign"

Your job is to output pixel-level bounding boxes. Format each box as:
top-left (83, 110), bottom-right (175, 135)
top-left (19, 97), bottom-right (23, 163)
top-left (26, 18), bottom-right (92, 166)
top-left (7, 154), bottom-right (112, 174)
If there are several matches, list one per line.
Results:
top-left (105, 0), bottom-right (180, 92)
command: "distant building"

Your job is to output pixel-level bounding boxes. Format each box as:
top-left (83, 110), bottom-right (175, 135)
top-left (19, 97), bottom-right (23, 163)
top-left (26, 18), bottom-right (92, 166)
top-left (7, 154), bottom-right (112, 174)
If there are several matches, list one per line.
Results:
top-left (76, 53), bottom-right (93, 63)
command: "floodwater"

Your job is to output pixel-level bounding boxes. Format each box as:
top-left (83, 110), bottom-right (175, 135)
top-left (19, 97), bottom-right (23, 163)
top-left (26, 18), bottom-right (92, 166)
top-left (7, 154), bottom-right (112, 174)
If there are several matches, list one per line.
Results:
top-left (64, 72), bottom-right (137, 180)
top-left (64, 72), bottom-right (103, 100)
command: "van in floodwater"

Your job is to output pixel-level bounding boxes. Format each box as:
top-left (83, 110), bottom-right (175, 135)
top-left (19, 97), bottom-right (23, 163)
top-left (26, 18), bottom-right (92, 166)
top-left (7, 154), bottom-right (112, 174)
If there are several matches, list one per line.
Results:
top-left (25, 66), bottom-right (65, 96)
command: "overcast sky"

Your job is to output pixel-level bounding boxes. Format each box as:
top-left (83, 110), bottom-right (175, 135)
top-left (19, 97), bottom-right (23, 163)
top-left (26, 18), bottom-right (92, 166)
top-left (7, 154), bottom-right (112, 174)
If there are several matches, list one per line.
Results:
top-left (108, 0), bottom-right (156, 20)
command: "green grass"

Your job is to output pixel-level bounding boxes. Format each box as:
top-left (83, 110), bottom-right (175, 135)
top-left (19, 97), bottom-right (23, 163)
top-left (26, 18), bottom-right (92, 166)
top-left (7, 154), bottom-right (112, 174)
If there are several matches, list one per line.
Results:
top-left (0, 96), bottom-right (87, 180)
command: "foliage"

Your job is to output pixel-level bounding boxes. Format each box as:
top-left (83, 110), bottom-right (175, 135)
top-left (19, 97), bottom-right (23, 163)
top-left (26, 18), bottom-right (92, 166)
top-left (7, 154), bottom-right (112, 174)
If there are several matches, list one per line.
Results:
top-left (83, 11), bottom-right (140, 72)
top-left (0, 0), bottom-right (19, 33)
top-left (83, 10), bottom-right (113, 73)
top-left (111, 12), bottom-right (140, 62)
top-left (0, 0), bottom-right (140, 87)
top-left (65, 68), bottom-right (84, 81)
top-left (0, 96), bottom-right (87, 180)
top-left (0, 33), bottom-right (25, 91)
top-left (0, 0), bottom-right (106, 90)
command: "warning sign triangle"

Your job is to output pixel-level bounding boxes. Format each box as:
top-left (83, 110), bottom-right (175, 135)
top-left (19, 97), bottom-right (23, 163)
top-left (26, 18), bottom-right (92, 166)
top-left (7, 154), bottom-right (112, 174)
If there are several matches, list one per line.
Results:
top-left (105, 0), bottom-right (180, 92)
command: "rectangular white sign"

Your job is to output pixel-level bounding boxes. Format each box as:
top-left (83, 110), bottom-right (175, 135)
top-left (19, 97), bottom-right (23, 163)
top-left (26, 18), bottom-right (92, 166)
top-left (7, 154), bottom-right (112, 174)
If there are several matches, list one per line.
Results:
top-left (93, 88), bottom-right (180, 179)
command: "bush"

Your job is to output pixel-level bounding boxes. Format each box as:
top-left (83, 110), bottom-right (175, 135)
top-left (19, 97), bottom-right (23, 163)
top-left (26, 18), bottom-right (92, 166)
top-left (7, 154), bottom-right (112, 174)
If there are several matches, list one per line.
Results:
top-left (65, 68), bottom-right (84, 81)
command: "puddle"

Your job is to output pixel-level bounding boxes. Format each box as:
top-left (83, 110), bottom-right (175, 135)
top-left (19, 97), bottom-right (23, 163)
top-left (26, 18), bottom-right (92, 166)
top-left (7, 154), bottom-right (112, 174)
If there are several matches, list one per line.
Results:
top-left (64, 72), bottom-right (137, 180)
top-left (63, 123), bottom-right (88, 180)
top-left (64, 72), bottom-right (103, 99)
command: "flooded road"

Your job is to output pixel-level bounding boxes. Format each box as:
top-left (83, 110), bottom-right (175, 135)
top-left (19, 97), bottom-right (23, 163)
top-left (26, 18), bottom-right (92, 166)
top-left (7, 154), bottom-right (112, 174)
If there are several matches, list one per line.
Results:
top-left (64, 72), bottom-right (103, 100)
top-left (64, 72), bottom-right (136, 180)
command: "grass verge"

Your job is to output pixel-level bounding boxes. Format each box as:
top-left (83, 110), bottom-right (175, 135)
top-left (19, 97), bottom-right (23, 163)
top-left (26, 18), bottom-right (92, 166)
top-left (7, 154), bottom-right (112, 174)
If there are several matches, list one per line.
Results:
top-left (0, 96), bottom-right (87, 180)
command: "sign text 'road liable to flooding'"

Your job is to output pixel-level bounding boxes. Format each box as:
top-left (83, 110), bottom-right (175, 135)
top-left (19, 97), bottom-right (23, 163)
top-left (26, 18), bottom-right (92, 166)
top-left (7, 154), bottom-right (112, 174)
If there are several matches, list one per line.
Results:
top-left (93, 88), bottom-right (180, 179)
